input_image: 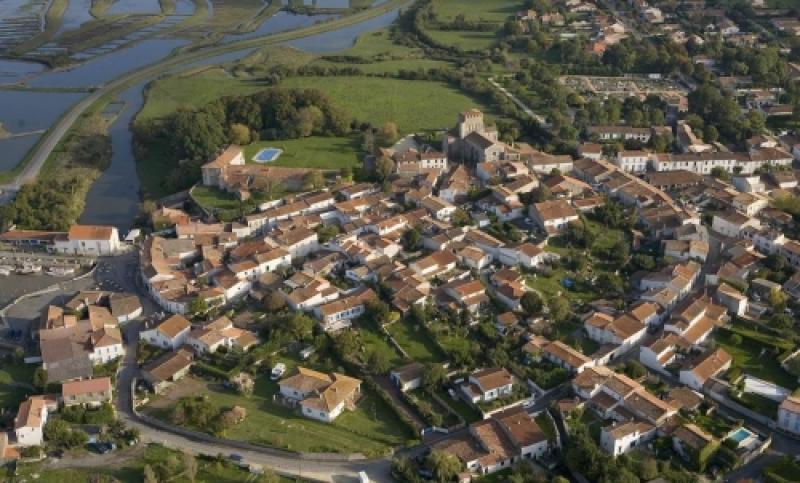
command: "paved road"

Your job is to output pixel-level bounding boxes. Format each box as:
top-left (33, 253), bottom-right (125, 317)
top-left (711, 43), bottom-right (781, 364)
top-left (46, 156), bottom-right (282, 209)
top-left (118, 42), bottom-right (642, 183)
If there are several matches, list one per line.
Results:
top-left (0, 0), bottom-right (409, 198)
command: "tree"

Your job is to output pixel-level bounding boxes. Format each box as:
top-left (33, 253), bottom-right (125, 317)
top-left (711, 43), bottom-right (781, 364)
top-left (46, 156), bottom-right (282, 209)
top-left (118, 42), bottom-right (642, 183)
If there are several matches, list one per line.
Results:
top-left (624, 360), bottom-right (646, 379)
top-left (521, 291), bottom-right (544, 316)
top-left (710, 166), bottom-right (730, 180)
top-left (548, 296), bottom-right (570, 322)
top-left (340, 166), bottom-right (353, 182)
top-left (786, 356), bottom-right (800, 376)
top-left (187, 297), bottom-right (209, 320)
top-left (143, 465), bottom-right (158, 483)
top-left (422, 363), bottom-right (448, 390)
top-left (303, 170), bottom-right (325, 190)
top-left (703, 124), bottom-right (719, 144)
top-left (33, 367), bottom-right (48, 390)
top-left (377, 122), bottom-right (399, 146)
top-left (375, 156), bottom-right (394, 181)
top-left (730, 334), bottom-right (743, 345)
top-left (426, 450), bottom-right (461, 483)
top-left (229, 123), bottom-right (251, 145)
top-left (367, 349), bottom-right (391, 375)
top-left (769, 288), bottom-right (787, 313)
top-left (264, 291), bottom-right (287, 312)
top-left (183, 452), bottom-right (198, 483)
top-left (402, 227), bottom-right (422, 251)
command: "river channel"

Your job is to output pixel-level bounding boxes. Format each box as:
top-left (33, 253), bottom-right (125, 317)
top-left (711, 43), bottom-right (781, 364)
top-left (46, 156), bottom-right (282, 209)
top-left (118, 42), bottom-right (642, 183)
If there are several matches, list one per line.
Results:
top-left (0, 3), bottom-right (402, 232)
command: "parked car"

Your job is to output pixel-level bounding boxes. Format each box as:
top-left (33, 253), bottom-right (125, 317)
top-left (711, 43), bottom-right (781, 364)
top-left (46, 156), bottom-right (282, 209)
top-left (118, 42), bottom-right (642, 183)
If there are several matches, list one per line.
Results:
top-left (229, 453), bottom-right (244, 462)
top-left (270, 363), bottom-right (287, 380)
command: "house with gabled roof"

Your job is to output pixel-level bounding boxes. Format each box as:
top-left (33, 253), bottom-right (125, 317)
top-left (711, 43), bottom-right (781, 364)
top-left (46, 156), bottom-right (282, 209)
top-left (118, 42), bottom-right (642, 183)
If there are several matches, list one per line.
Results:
top-left (278, 367), bottom-right (362, 423)
top-left (139, 314), bottom-right (191, 350)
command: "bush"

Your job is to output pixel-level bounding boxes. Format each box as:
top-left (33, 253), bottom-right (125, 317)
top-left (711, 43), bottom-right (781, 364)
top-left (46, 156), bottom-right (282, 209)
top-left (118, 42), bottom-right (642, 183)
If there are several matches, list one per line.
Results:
top-left (20, 446), bottom-right (41, 458)
top-left (62, 402), bottom-right (116, 425)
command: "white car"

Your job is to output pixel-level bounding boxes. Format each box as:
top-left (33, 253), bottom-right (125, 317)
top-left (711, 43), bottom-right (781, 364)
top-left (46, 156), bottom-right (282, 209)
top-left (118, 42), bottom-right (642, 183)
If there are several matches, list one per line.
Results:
top-left (270, 363), bottom-right (287, 380)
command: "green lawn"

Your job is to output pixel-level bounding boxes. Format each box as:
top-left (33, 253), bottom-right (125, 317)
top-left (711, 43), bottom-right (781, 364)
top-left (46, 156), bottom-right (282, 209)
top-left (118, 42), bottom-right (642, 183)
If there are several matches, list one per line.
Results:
top-left (147, 375), bottom-right (413, 456)
top-left (525, 268), bottom-right (600, 304)
top-left (432, 0), bottom-right (522, 22)
top-left (386, 320), bottom-right (447, 363)
top-left (358, 324), bottom-right (405, 368)
top-left (715, 328), bottom-right (797, 389)
top-left (0, 362), bottom-right (36, 410)
top-left (434, 388), bottom-right (481, 424)
top-left (279, 76), bottom-right (500, 132)
top-left (243, 135), bottom-right (362, 170)
top-left (190, 185), bottom-right (284, 221)
top-left (691, 413), bottom-right (733, 439)
top-left (535, 413), bottom-right (557, 443)
top-left (731, 391), bottom-right (780, 419)
top-left (15, 444), bottom-right (295, 482)
top-left (424, 29), bottom-right (499, 52)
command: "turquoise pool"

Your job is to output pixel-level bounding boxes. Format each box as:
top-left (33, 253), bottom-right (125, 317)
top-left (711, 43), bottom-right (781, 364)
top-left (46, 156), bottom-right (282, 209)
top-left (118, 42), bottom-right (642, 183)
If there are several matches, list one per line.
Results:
top-left (253, 148), bottom-right (283, 163)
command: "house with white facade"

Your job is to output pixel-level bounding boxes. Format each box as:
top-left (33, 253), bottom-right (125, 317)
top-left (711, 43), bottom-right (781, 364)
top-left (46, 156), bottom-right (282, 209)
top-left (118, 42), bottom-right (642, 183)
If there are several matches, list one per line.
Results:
top-left (278, 367), bottom-right (362, 423)
top-left (460, 368), bottom-right (515, 405)
top-left (54, 225), bottom-right (121, 256)
top-left (14, 396), bottom-right (52, 447)
top-left (529, 199), bottom-right (579, 235)
top-left (139, 314), bottom-right (192, 350)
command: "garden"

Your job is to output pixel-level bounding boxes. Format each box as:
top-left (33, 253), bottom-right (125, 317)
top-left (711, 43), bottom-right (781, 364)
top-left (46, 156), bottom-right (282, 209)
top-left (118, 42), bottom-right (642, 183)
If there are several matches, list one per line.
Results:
top-left (715, 324), bottom-right (797, 389)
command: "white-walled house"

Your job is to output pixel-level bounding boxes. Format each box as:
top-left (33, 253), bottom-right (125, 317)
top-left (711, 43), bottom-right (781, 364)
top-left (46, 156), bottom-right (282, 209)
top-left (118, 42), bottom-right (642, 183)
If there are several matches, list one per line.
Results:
top-left (54, 225), bottom-right (121, 256)
top-left (712, 211), bottom-right (760, 238)
top-left (460, 368), bottom-right (514, 404)
top-left (139, 314), bottom-right (191, 350)
top-left (679, 348), bottom-right (732, 390)
top-left (600, 421), bottom-right (656, 456)
top-left (278, 368), bottom-right (362, 423)
top-left (14, 396), bottom-right (51, 447)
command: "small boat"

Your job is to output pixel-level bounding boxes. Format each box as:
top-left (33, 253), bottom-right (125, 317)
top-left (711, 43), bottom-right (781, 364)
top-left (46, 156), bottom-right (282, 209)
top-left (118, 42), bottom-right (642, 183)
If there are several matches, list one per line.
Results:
top-left (47, 266), bottom-right (75, 277)
top-left (0, 267), bottom-right (11, 276)
top-left (17, 264), bottom-right (42, 274)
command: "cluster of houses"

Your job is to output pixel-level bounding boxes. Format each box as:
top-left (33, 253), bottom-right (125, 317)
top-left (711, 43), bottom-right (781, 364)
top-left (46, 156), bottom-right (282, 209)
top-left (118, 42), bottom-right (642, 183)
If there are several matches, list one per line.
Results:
top-left (0, 290), bottom-right (139, 454)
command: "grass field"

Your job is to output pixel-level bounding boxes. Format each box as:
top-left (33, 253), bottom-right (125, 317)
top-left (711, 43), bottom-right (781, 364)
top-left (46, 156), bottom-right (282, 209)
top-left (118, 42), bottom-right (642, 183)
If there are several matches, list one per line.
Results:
top-left (16, 444), bottom-right (295, 482)
top-left (715, 327), bottom-right (797, 389)
top-left (243, 135), bottom-right (362, 170)
top-left (147, 375), bottom-right (413, 455)
top-left (138, 69), bottom-right (271, 121)
top-left (424, 29), bottom-right (499, 52)
top-left (141, 72), bottom-right (496, 133)
top-left (0, 362), bottom-right (36, 410)
top-left (313, 29), bottom-right (452, 74)
top-left (279, 76), bottom-right (498, 132)
top-left (525, 268), bottom-right (600, 304)
top-left (432, 0), bottom-right (522, 22)
top-left (386, 320), bottom-right (447, 363)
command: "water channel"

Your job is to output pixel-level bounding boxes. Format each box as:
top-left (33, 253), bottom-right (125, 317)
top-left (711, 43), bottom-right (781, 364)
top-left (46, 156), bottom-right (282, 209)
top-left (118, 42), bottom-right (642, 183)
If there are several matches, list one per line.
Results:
top-left (0, 3), bottom-right (403, 231)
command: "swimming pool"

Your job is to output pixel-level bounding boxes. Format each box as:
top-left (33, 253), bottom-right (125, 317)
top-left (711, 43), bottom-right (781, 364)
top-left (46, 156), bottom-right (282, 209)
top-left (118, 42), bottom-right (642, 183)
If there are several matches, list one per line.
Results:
top-left (252, 147), bottom-right (283, 163)
top-left (726, 426), bottom-right (759, 449)
top-left (728, 427), bottom-right (751, 443)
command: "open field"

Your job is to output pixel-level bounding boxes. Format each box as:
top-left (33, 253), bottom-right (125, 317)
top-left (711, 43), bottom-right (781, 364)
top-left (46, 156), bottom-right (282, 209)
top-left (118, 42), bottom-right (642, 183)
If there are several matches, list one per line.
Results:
top-left (432, 0), bottom-right (521, 22)
top-left (386, 320), bottom-right (446, 363)
top-left (424, 29), bottom-right (498, 52)
top-left (312, 29), bottom-right (451, 73)
top-left (243, 135), bottom-right (362, 170)
top-left (139, 70), bottom-right (500, 133)
top-left (279, 76), bottom-right (498, 132)
top-left (146, 374), bottom-right (413, 455)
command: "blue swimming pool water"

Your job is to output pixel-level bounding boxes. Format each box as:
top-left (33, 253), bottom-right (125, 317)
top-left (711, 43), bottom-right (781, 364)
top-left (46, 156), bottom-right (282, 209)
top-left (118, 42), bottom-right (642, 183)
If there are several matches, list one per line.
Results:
top-left (728, 427), bottom-right (752, 443)
top-left (253, 148), bottom-right (282, 162)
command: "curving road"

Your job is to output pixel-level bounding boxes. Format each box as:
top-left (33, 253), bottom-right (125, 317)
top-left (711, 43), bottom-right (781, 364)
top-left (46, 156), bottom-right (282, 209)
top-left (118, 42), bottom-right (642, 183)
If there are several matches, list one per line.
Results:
top-left (0, 0), bottom-right (409, 200)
